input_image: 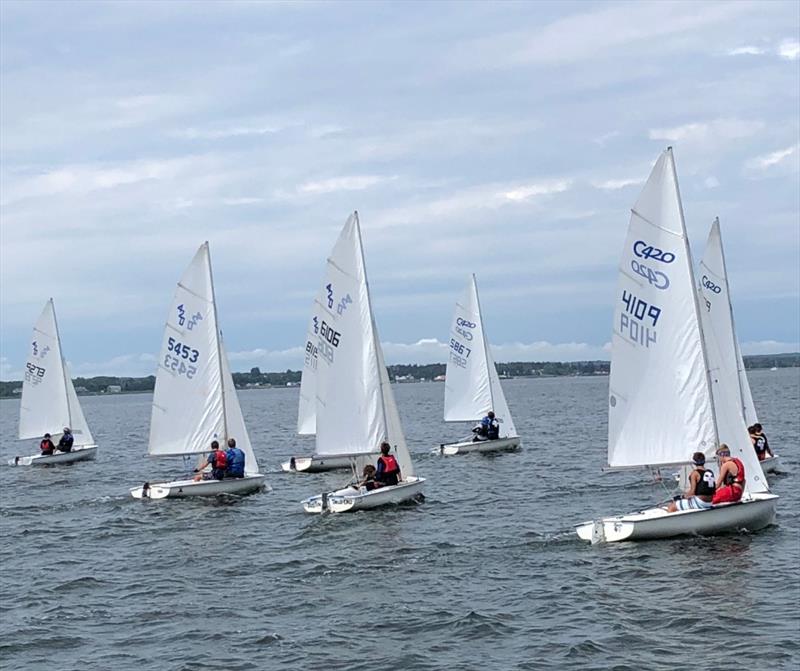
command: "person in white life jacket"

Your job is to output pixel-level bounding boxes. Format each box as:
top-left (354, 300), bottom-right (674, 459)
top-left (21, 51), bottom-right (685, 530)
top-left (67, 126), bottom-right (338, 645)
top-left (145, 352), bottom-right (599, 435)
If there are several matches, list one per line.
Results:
top-left (193, 440), bottom-right (227, 481)
top-left (375, 441), bottom-right (401, 486)
top-left (666, 452), bottom-right (716, 512)
top-left (472, 411), bottom-right (500, 442)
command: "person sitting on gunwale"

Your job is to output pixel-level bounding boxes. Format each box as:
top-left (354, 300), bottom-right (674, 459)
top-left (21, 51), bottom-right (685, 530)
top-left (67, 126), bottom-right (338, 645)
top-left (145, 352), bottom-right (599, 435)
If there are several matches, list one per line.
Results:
top-left (666, 452), bottom-right (715, 512)
top-left (472, 411), bottom-right (499, 442)
top-left (355, 464), bottom-right (383, 491)
top-left (57, 427), bottom-right (74, 453)
top-left (193, 440), bottom-right (226, 481)
top-left (711, 444), bottom-right (745, 504)
top-left (225, 438), bottom-right (245, 478)
top-left (375, 442), bottom-right (401, 486)
top-left (749, 424), bottom-right (774, 462)
top-left (39, 433), bottom-right (55, 456)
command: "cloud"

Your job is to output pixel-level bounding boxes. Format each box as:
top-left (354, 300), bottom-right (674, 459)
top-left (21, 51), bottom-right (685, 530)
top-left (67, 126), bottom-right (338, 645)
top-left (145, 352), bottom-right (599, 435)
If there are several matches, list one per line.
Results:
top-left (648, 118), bottom-right (764, 144)
top-left (502, 180), bottom-right (571, 202)
top-left (744, 144), bottom-right (799, 171)
top-left (727, 46), bottom-right (766, 56)
top-left (297, 175), bottom-right (393, 195)
top-left (172, 123), bottom-right (282, 140)
top-left (740, 340), bottom-right (800, 355)
top-left (591, 177), bottom-right (645, 191)
top-left (704, 176), bottom-right (720, 189)
top-left (778, 40), bottom-right (800, 61)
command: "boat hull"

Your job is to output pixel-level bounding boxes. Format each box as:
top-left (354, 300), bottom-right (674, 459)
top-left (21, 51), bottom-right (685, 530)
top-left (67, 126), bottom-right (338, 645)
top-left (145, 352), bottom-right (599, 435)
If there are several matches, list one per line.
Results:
top-left (129, 474), bottom-right (266, 499)
top-left (281, 452), bottom-right (379, 473)
top-left (8, 444), bottom-right (98, 467)
top-left (439, 436), bottom-right (520, 455)
top-left (760, 455), bottom-right (780, 473)
top-left (302, 476), bottom-right (425, 514)
top-left (575, 492), bottom-right (778, 544)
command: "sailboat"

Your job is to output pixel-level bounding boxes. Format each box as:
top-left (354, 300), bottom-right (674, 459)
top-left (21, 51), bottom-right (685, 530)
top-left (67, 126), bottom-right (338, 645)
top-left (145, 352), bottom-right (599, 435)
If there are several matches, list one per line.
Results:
top-left (129, 243), bottom-right (265, 499)
top-left (281, 292), bottom-right (378, 473)
top-left (575, 148), bottom-right (777, 543)
top-left (698, 219), bottom-right (780, 473)
top-left (300, 212), bottom-right (425, 513)
top-left (9, 299), bottom-right (98, 466)
top-left (438, 274), bottom-right (520, 455)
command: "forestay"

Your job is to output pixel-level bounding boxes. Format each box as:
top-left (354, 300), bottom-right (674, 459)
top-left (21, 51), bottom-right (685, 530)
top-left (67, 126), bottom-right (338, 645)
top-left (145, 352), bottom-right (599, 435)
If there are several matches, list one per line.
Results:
top-left (313, 212), bottom-right (408, 465)
top-left (149, 243), bottom-right (239, 459)
top-left (698, 218), bottom-right (767, 493)
top-left (607, 148), bottom-right (716, 469)
top-left (444, 274), bottom-right (516, 437)
top-left (19, 300), bottom-right (94, 446)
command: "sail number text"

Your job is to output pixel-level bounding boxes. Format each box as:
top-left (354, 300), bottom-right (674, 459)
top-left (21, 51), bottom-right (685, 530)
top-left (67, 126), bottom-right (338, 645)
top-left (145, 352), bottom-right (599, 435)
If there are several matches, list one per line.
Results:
top-left (164, 337), bottom-right (199, 379)
top-left (619, 290), bottom-right (660, 348)
top-left (449, 338), bottom-right (472, 368)
top-left (24, 362), bottom-right (46, 385)
top-left (317, 320), bottom-right (342, 364)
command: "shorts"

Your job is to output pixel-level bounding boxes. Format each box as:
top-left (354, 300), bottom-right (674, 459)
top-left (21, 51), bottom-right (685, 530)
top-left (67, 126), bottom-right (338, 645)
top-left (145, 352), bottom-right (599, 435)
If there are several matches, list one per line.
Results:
top-left (712, 485), bottom-right (743, 504)
top-left (675, 496), bottom-right (713, 511)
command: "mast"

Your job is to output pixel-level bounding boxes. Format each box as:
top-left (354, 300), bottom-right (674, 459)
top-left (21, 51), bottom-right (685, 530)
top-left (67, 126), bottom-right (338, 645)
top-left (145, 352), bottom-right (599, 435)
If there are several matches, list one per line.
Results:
top-left (50, 298), bottom-right (73, 428)
top-left (714, 217), bottom-right (749, 421)
top-left (472, 274), bottom-right (496, 411)
top-left (669, 148), bottom-right (720, 446)
top-left (354, 211), bottom-right (391, 443)
top-left (205, 242), bottom-right (228, 439)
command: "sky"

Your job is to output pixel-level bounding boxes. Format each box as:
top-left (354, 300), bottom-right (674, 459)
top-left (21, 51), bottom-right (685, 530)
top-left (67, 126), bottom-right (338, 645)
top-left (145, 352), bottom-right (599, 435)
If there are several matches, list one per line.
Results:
top-left (1, 0), bottom-right (798, 379)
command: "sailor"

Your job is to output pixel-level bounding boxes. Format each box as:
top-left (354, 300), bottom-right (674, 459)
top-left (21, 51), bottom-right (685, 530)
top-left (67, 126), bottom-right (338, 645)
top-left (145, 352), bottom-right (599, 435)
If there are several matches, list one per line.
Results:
top-left (375, 441), bottom-right (401, 486)
top-left (39, 433), bottom-right (55, 456)
top-left (356, 464), bottom-right (382, 491)
top-left (472, 411), bottom-right (499, 442)
top-left (193, 440), bottom-right (227, 481)
top-left (225, 438), bottom-right (246, 478)
top-left (666, 452), bottom-right (715, 512)
top-left (750, 424), bottom-right (773, 462)
top-left (57, 427), bottom-right (74, 453)
top-left (711, 444), bottom-right (745, 504)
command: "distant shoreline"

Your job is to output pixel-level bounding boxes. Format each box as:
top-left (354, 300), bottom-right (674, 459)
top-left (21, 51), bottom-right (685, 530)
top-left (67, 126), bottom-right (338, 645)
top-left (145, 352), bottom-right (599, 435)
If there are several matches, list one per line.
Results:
top-left (1, 353), bottom-right (797, 399)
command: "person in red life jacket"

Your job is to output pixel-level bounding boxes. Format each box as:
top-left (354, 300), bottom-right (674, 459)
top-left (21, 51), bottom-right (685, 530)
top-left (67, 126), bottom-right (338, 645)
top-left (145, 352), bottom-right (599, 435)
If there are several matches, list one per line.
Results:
top-left (711, 444), bottom-right (745, 504)
top-left (749, 424), bottom-right (774, 462)
top-left (192, 440), bottom-right (227, 481)
top-left (666, 452), bottom-right (715, 512)
top-left (40, 433), bottom-right (55, 456)
top-left (355, 464), bottom-right (383, 491)
top-left (375, 441), bottom-right (401, 486)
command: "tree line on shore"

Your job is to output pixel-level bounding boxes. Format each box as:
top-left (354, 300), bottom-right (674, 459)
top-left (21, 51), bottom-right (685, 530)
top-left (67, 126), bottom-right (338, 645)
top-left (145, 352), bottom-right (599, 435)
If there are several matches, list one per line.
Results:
top-left (1, 353), bottom-right (797, 398)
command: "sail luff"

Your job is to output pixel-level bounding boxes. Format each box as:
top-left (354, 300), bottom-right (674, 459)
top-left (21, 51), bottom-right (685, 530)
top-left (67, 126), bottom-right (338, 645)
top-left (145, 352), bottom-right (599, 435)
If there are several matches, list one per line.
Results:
top-left (205, 242), bottom-right (228, 439)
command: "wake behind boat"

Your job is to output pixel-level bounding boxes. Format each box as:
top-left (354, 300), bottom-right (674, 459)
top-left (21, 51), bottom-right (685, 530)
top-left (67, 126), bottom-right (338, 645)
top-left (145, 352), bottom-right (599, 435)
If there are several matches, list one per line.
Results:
top-left (438, 274), bottom-right (520, 456)
top-left (9, 299), bottom-right (98, 467)
top-left (129, 242), bottom-right (265, 499)
top-left (576, 148), bottom-right (776, 544)
top-left (300, 212), bottom-right (425, 513)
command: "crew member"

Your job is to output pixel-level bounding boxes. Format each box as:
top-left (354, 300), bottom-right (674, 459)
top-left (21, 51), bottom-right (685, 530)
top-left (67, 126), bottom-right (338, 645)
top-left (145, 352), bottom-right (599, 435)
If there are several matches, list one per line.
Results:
top-left (225, 438), bottom-right (246, 478)
top-left (750, 424), bottom-right (774, 461)
top-left (666, 452), bottom-right (716, 512)
top-left (40, 433), bottom-right (55, 456)
top-left (356, 464), bottom-right (382, 491)
top-left (193, 440), bottom-right (227, 481)
top-left (375, 441), bottom-right (401, 486)
top-left (57, 427), bottom-right (74, 453)
top-left (711, 444), bottom-right (745, 504)
top-left (473, 411), bottom-right (499, 442)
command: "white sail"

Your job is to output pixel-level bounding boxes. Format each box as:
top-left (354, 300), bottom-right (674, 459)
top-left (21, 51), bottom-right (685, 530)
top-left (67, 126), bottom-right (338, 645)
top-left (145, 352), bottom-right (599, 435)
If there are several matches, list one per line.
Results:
top-left (64, 361), bottom-right (94, 446)
top-left (699, 218), bottom-right (768, 493)
top-left (313, 212), bottom-right (406, 461)
top-left (19, 300), bottom-right (74, 440)
top-left (735, 338), bottom-right (759, 426)
top-left (219, 339), bottom-right (259, 475)
top-left (444, 275), bottom-right (516, 436)
top-left (148, 243), bottom-right (227, 457)
top-left (607, 148), bottom-right (717, 469)
top-left (297, 295), bottom-right (322, 436)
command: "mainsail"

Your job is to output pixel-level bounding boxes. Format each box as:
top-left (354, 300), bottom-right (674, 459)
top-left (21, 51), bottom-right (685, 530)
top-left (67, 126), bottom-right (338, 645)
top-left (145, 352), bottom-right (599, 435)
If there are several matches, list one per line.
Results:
top-left (19, 299), bottom-right (94, 446)
top-left (607, 148), bottom-right (717, 469)
top-left (444, 274), bottom-right (516, 437)
top-left (313, 212), bottom-right (412, 473)
top-left (297, 294), bottom-right (322, 436)
top-left (698, 218), bottom-right (767, 493)
top-left (148, 242), bottom-right (259, 474)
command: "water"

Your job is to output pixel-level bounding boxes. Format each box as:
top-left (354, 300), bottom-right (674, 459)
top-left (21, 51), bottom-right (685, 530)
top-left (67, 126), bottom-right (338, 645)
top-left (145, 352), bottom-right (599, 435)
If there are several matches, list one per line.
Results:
top-left (1, 369), bottom-right (798, 671)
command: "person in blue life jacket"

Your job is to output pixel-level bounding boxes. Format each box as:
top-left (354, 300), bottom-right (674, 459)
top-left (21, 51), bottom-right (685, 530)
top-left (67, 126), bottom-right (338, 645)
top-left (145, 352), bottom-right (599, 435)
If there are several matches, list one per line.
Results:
top-left (472, 411), bottom-right (500, 441)
top-left (375, 442), bottom-right (401, 486)
top-left (192, 440), bottom-right (226, 481)
top-left (57, 427), bottom-right (74, 453)
top-left (665, 452), bottom-right (716, 512)
top-left (225, 438), bottom-right (246, 478)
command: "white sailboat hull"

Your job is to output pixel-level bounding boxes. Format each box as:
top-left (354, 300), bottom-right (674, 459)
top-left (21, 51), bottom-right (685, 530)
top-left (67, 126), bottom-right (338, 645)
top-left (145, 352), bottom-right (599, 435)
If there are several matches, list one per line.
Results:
top-left (439, 436), bottom-right (520, 456)
top-left (302, 476), bottom-right (425, 514)
top-left (759, 455), bottom-right (780, 473)
top-left (575, 492), bottom-right (778, 544)
top-left (8, 444), bottom-right (98, 467)
top-left (281, 452), bottom-right (379, 473)
top-left (129, 474), bottom-right (266, 499)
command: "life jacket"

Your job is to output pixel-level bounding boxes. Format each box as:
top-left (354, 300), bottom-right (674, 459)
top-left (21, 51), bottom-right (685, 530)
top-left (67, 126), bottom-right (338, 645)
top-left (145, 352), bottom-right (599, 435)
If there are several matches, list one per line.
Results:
top-left (226, 447), bottom-right (245, 473)
top-left (723, 457), bottom-right (745, 487)
top-left (378, 454), bottom-right (399, 475)
top-left (694, 467), bottom-right (716, 497)
top-left (40, 439), bottom-right (53, 453)
top-left (753, 435), bottom-right (767, 455)
top-left (212, 449), bottom-right (227, 470)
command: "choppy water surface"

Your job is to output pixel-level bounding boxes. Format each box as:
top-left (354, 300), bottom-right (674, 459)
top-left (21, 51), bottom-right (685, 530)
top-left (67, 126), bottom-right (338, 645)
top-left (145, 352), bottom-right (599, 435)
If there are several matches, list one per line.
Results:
top-left (0, 370), bottom-right (798, 671)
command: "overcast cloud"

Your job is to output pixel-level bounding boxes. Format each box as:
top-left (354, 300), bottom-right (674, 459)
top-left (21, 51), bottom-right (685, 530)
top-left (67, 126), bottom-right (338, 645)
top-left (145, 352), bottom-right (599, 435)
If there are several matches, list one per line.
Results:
top-left (1, 0), bottom-right (798, 378)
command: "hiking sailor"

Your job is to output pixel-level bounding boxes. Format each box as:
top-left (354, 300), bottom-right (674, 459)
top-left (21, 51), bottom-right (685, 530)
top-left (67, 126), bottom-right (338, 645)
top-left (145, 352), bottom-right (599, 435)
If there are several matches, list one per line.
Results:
top-left (375, 442), bottom-right (401, 486)
top-left (192, 440), bottom-right (227, 481)
top-left (711, 444), bottom-right (745, 504)
top-left (225, 438), bottom-right (246, 478)
top-left (472, 411), bottom-right (499, 441)
top-left (57, 427), bottom-right (74, 453)
top-left (666, 452), bottom-right (716, 512)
